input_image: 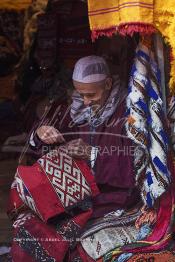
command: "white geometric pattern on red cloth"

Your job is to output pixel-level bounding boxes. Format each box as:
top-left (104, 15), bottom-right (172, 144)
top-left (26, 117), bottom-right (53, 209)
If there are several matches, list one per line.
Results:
top-left (38, 149), bottom-right (92, 208)
top-left (13, 212), bottom-right (35, 229)
top-left (15, 172), bottom-right (39, 216)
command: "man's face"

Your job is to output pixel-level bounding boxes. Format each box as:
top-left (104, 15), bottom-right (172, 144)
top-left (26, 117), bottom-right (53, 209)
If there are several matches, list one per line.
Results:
top-left (73, 78), bottom-right (112, 108)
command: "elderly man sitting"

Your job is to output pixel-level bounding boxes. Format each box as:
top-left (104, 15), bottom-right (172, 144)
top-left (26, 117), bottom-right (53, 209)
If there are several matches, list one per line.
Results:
top-left (8, 55), bottom-right (170, 262)
top-left (33, 55), bottom-right (140, 218)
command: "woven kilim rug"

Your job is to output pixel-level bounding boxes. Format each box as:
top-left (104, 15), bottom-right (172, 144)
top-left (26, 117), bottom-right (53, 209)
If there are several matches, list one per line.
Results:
top-left (128, 250), bottom-right (175, 262)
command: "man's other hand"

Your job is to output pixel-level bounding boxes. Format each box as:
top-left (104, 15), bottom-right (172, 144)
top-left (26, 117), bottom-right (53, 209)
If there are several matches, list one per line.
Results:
top-left (65, 138), bottom-right (91, 160)
top-left (36, 126), bottom-right (65, 144)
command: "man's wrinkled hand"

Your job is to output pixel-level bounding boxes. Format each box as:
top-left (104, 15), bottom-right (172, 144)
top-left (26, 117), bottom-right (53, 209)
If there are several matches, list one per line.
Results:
top-left (36, 126), bottom-right (65, 144)
top-left (64, 138), bottom-right (92, 160)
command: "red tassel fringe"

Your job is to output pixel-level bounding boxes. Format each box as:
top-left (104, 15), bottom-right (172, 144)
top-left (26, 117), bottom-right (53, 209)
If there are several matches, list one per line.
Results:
top-left (118, 23), bottom-right (156, 36)
top-left (91, 27), bottom-right (117, 41)
top-left (91, 23), bottom-right (156, 41)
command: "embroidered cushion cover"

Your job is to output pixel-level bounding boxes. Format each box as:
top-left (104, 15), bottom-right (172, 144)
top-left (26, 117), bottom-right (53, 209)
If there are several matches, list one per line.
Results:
top-left (15, 148), bottom-right (99, 222)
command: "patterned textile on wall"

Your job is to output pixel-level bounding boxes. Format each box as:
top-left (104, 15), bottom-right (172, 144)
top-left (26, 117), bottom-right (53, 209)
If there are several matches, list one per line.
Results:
top-left (51, 0), bottom-right (95, 69)
top-left (125, 37), bottom-right (171, 207)
top-left (31, 0), bottom-right (94, 70)
top-left (87, 0), bottom-right (175, 94)
top-left (35, 13), bottom-right (57, 68)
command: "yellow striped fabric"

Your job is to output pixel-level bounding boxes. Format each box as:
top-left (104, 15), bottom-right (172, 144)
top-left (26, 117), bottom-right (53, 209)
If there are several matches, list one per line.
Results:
top-left (154, 0), bottom-right (175, 94)
top-left (88, 0), bottom-right (153, 31)
top-left (0, 0), bottom-right (32, 10)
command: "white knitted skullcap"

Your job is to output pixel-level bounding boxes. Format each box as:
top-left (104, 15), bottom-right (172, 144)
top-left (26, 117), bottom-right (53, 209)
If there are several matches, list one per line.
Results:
top-left (72, 55), bottom-right (110, 83)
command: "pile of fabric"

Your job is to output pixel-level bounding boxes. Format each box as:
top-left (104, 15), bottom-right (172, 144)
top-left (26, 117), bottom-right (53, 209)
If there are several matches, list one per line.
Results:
top-left (7, 44), bottom-right (175, 262)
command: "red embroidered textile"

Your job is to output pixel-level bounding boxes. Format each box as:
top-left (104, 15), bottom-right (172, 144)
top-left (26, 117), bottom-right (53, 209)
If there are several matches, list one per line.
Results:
top-left (11, 148), bottom-right (99, 222)
top-left (8, 149), bottom-right (99, 261)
